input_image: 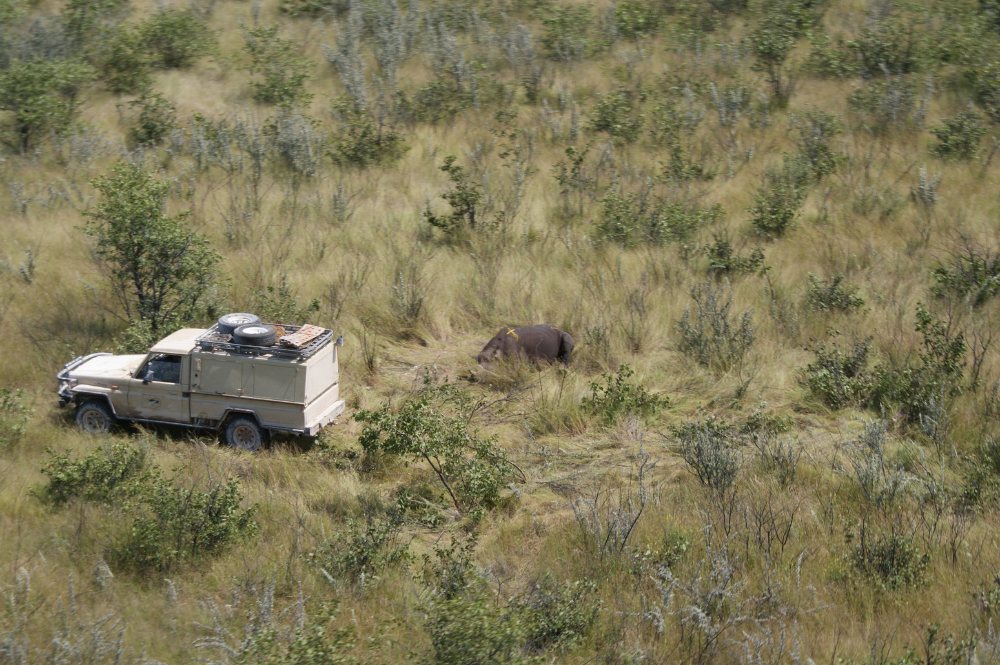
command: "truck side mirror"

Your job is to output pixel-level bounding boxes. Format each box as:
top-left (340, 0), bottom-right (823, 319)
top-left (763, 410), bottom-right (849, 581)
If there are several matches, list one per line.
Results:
top-left (143, 368), bottom-right (154, 384)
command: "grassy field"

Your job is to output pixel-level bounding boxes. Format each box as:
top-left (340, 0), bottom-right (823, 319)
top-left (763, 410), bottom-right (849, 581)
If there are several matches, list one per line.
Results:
top-left (4, 0), bottom-right (1000, 661)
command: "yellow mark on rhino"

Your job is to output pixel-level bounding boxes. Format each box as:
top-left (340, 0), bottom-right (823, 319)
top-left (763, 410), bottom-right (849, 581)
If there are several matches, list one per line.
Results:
top-left (506, 328), bottom-right (519, 341)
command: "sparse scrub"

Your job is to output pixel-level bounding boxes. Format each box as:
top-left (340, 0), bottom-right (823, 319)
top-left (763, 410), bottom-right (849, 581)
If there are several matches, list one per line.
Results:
top-left (705, 235), bottom-right (765, 276)
top-left (803, 334), bottom-right (876, 409)
top-left (931, 235), bottom-right (1000, 307)
top-left (588, 87), bottom-right (645, 143)
top-left (848, 76), bottom-right (927, 135)
top-left (749, 157), bottom-right (809, 238)
top-left (0, 388), bottom-right (30, 450)
top-left (540, 5), bottom-right (597, 61)
top-left (676, 280), bottom-right (756, 372)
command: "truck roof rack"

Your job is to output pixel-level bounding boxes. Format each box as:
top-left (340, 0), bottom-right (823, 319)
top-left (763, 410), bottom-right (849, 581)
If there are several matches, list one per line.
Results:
top-left (195, 323), bottom-right (335, 359)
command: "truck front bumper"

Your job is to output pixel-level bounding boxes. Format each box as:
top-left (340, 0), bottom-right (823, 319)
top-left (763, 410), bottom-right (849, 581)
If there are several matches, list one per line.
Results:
top-left (304, 399), bottom-right (346, 436)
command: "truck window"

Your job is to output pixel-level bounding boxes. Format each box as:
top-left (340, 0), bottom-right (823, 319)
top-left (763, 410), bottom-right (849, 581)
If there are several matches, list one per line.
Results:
top-left (144, 354), bottom-right (182, 383)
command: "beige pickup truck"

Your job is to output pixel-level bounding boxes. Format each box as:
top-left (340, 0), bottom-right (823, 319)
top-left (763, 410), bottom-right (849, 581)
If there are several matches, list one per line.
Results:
top-left (56, 319), bottom-right (345, 450)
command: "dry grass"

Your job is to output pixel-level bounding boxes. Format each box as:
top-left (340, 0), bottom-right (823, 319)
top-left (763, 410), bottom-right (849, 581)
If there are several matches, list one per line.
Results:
top-left (4, 0), bottom-right (1000, 661)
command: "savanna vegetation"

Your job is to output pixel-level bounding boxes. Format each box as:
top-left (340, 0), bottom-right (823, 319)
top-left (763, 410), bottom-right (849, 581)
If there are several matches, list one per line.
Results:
top-left (5, 0), bottom-right (1000, 661)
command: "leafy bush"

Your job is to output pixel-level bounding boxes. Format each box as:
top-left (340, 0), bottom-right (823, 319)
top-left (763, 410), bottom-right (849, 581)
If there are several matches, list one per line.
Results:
top-left (38, 441), bottom-right (152, 505)
top-left (931, 237), bottom-right (1000, 307)
top-left (676, 418), bottom-right (741, 494)
top-left (37, 441), bottom-right (257, 574)
top-left (705, 235), bottom-right (765, 276)
top-left (847, 527), bottom-right (930, 590)
top-left (243, 20), bottom-right (313, 106)
top-left (796, 110), bottom-right (842, 180)
top-left (589, 87), bottom-right (645, 143)
top-left (848, 76), bottom-right (925, 135)
top-left (844, 16), bottom-right (925, 78)
top-left (806, 273), bottom-right (864, 311)
top-left (929, 110), bottom-right (985, 160)
top-left (748, 158), bottom-right (809, 239)
top-left (615, 1), bottom-right (661, 39)
top-left (805, 32), bottom-right (856, 78)
top-left (971, 59), bottom-right (1000, 124)
top-left (102, 26), bottom-right (151, 94)
top-left (872, 306), bottom-right (966, 424)
top-left (0, 58), bottom-right (96, 152)
top-left (582, 363), bottom-right (669, 424)
top-left (596, 192), bottom-right (723, 247)
top-left (329, 97), bottom-right (408, 168)
top-left (112, 476), bottom-right (257, 574)
top-left (356, 397), bottom-right (518, 514)
top-left (540, 5), bottom-right (597, 61)
top-left (137, 8), bottom-right (214, 69)
top-left (803, 334), bottom-right (875, 409)
top-left (413, 79), bottom-right (474, 124)
top-left (307, 497), bottom-right (410, 589)
top-left (676, 280), bottom-right (756, 373)
top-left (128, 91), bottom-right (176, 146)
top-left (750, 5), bottom-right (798, 99)
top-left (423, 156), bottom-right (485, 240)
top-left (0, 387), bottom-right (31, 450)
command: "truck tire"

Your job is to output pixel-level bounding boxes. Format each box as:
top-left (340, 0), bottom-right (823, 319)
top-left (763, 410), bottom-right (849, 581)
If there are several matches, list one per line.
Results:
top-left (76, 400), bottom-right (115, 435)
top-left (224, 416), bottom-right (267, 451)
top-left (233, 324), bottom-right (277, 347)
top-left (218, 313), bottom-right (261, 336)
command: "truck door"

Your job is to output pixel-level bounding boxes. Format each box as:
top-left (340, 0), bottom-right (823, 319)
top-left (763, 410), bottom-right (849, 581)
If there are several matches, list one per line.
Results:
top-left (128, 354), bottom-right (191, 423)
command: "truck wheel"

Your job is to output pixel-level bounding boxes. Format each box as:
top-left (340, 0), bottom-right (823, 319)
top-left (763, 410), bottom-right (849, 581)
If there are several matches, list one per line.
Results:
top-left (233, 324), bottom-right (277, 347)
top-left (76, 400), bottom-right (115, 435)
top-left (218, 313), bottom-right (261, 336)
top-left (224, 416), bottom-right (267, 452)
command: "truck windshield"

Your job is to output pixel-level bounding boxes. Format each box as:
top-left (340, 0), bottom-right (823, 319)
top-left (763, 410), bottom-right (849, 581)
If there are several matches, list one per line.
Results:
top-left (144, 354), bottom-right (182, 383)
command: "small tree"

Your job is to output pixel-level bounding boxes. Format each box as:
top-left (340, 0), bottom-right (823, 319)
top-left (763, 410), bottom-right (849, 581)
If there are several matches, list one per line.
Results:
top-left (243, 20), bottom-right (313, 107)
top-left (83, 162), bottom-right (221, 332)
top-left (0, 59), bottom-right (96, 152)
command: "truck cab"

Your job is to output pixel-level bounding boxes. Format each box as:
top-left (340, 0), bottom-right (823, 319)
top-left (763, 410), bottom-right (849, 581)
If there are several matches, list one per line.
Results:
top-left (57, 323), bottom-right (345, 450)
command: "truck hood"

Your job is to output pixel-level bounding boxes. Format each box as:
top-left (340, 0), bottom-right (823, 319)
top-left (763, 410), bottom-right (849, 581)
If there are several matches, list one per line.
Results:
top-left (69, 354), bottom-right (146, 383)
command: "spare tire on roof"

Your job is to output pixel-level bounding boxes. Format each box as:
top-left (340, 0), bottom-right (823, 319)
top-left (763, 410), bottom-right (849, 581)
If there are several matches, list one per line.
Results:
top-left (218, 313), bottom-right (261, 335)
top-left (234, 324), bottom-right (278, 347)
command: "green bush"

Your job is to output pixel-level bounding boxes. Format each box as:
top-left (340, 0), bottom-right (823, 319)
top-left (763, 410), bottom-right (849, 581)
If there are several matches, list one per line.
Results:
top-left (356, 397), bottom-right (517, 514)
top-left (705, 235), bottom-right (765, 276)
top-left (847, 526), bottom-right (930, 590)
top-left (676, 280), bottom-right (756, 372)
top-left (844, 16), bottom-right (925, 78)
top-left (676, 417), bottom-right (741, 494)
top-left (307, 499), bottom-right (410, 589)
top-left (615, 1), bottom-right (661, 39)
top-left (0, 388), bottom-right (31, 450)
top-left (588, 88), bottom-right (645, 143)
top-left (413, 79), bottom-right (474, 124)
top-left (803, 335), bottom-right (875, 409)
top-left (112, 476), bottom-right (257, 574)
top-left (847, 77), bottom-right (924, 135)
top-left (330, 97), bottom-right (408, 167)
top-left (582, 363), bottom-right (669, 425)
top-left (751, 5), bottom-right (798, 99)
top-left (872, 306), bottom-right (966, 424)
top-left (806, 274), bottom-right (864, 311)
top-left (929, 110), bottom-right (985, 160)
top-left (0, 59), bottom-right (97, 152)
top-left (540, 5), bottom-right (597, 61)
top-left (102, 26), bottom-right (152, 94)
top-left (596, 192), bottom-right (723, 247)
top-left (748, 157), bottom-right (809, 239)
top-left (243, 21), bottom-right (313, 107)
top-left (805, 32), bottom-right (856, 78)
top-left (796, 110), bottom-right (843, 181)
top-left (128, 91), bottom-right (176, 146)
top-left (38, 441), bottom-right (153, 506)
top-left (931, 237), bottom-right (1000, 307)
top-left (137, 8), bottom-right (214, 69)
top-left (971, 59), bottom-right (1000, 124)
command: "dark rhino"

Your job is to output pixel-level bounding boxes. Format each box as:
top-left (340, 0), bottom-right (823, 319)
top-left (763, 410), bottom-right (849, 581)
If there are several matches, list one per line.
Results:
top-left (477, 325), bottom-right (575, 365)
